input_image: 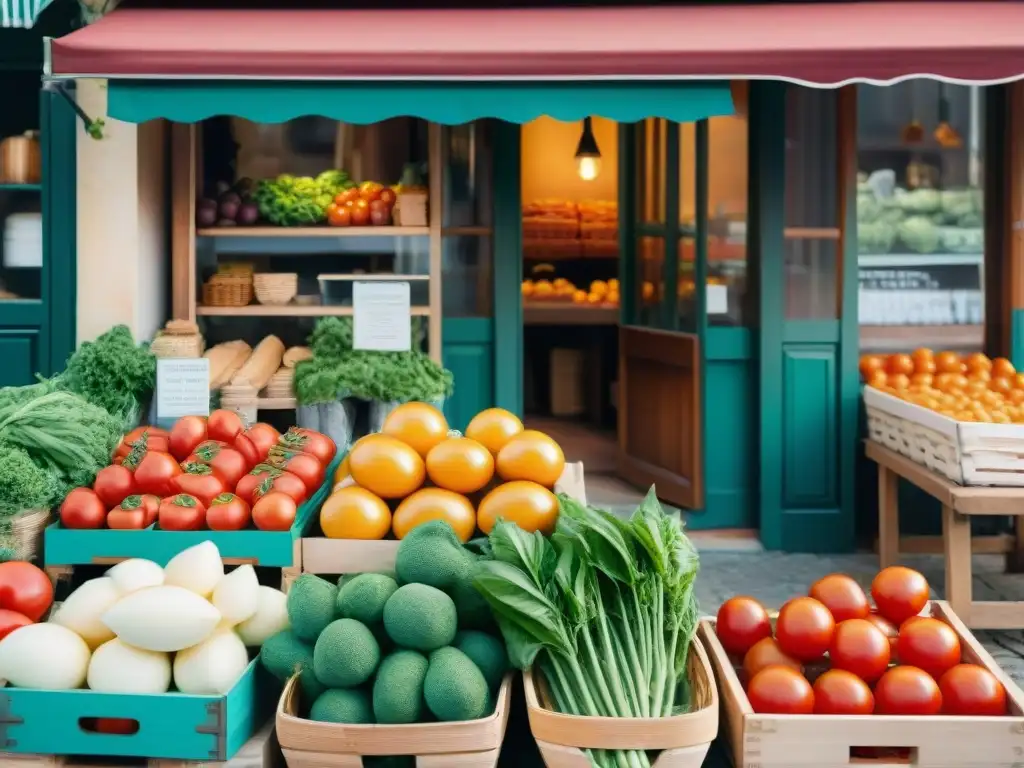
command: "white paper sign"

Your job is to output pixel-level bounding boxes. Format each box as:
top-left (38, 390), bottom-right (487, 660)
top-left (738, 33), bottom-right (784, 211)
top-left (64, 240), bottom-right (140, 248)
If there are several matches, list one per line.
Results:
top-left (353, 281), bottom-right (412, 352)
top-left (156, 358), bottom-right (211, 420)
top-left (706, 284), bottom-right (729, 315)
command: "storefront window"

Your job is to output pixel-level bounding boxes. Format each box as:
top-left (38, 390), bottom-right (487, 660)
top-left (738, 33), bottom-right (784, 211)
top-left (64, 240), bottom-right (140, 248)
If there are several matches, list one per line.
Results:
top-left (636, 236), bottom-right (664, 327)
top-left (856, 82), bottom-right (986, 353)
top-left (638, 118), bottom-right (667, 225)
top-left (443, 236), bottom-right (492, 317)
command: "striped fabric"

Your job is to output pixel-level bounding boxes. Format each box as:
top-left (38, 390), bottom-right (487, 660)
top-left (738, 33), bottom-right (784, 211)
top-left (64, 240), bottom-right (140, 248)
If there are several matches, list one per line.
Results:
top-left (1, 0), bottom-right (53, 28)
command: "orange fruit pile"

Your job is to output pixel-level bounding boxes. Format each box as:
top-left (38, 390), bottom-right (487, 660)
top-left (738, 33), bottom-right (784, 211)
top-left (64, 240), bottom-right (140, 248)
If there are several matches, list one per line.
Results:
top-left (318, 403), bottom-right (567, 542)
top-left (862, 349), bottom-right (1024, 423)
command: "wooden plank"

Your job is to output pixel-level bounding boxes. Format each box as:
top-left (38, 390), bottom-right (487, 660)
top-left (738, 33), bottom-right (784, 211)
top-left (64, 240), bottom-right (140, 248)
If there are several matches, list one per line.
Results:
top-left (197, 305), bottom-right (431, 317)
top-left (170, 124), bottom-right (197, 323)
top-left (877, 464), bottom-right (899, 568)
top-left (428, 122), bottom-right (443, 363)
top-left (943, 504), bottom-right (974, 624)
top-left (874, 533), bottom-right (1013, 556)
top-left (523, 303), bottom-right (618, 326)
top-left (197, 226), bottom-right (428, 238)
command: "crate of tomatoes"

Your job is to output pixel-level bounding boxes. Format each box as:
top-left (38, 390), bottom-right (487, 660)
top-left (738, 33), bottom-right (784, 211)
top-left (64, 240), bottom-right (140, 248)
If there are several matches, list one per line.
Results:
top-left (45, 409), bottom-right (341, 572)
top-left (698, 566), bottom-right (1024, 768)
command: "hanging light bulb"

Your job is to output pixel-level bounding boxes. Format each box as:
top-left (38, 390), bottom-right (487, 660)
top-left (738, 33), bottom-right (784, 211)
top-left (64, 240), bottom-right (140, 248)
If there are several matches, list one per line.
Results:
top-left (574, 117), bottom-right (602, 181)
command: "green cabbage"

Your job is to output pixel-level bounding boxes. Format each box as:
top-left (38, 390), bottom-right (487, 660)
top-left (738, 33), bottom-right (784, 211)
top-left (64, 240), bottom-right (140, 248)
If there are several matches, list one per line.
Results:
top-left (897, 216), bottom-right (940, 254)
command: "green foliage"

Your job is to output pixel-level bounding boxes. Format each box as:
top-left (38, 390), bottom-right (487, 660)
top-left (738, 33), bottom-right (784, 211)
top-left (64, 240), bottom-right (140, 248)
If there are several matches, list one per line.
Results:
top-left (253, 171), bottom-right (355, 227)
top-left (0, 440), bottom-right (60, 518)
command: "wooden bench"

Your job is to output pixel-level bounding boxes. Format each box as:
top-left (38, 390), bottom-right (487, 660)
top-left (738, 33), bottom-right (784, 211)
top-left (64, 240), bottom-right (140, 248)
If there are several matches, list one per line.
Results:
top-left (867, 440), bottom-right (1024, 629)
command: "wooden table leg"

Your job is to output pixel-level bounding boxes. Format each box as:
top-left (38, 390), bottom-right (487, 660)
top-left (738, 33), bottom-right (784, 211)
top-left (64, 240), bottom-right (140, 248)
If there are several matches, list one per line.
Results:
top-left (1007, 517), bottom-right (1024, 574)
top-left (878, 465), bottom-right (900, 568)
top-left (942, 504), bottom-right (973, 624)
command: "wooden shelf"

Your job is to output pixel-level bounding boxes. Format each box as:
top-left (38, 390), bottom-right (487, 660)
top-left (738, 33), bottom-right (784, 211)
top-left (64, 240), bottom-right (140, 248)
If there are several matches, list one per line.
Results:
top-left (196, 226), bottom-right (429, 238)
top-left (523, 301), bottom-right (619, 326)
top-left (196, 305), bottom-right (432, 317)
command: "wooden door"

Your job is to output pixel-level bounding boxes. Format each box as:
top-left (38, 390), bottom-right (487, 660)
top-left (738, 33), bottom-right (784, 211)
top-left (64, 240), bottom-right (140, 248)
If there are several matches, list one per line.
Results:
top-left (617, 119), bottom-right (704, 509)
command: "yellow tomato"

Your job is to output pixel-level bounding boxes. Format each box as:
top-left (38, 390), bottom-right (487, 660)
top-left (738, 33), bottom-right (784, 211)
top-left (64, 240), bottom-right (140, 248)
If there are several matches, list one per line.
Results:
top-left (320, 486), bottom-right (391, 540)
top-left (521, 281), bottom-right (534, 297)
top-left (333, 453), bottom-right (351, 484)
top-left (477, 481), bottom-right (559, 536)
top-left (393, 488), bottom-right (476, 542)
top-left (465, 408), bottom-right (524, 455)
top-left (425, 437), bottom-right (495, 494)
top-left (348, 434), bottom-right (425, 499)
top-left (572, 290), bottom-right (588, 304)
top-left (589, 280), bottom-right (608, 297)
top-left (496, 430), bottom-right (566, 487)
top-left (607, 278), bottom-right (619, 291)
top-left (381, 401), bottom-right (449, 458)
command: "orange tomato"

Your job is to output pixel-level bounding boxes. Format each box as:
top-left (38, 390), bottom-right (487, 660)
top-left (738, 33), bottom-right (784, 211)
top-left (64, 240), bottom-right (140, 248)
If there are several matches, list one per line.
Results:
top-left (465, 408), bottom-right (524, 455)
top-left (886, 354), bottom-right (915, 377)
top-left (912, 349), bottom-right (936, 375)
top-left (381, 401), bottom-right (449, 457)
top-left (964, 352), bottom-right (992, 374)
top-left (909, 373), bottom-right (933, 387)
top-left (993, 357), bottom-right (1017, 379)
top-left (859, 355), bottom-right (885, 381)
top-left (425, 437), bottom-right (494, 494)
top-left (348, 434), bottom-right (425, 499)
top-left (866, 370), bottom-right (888, 388)
top-left (392, 487), bottom-right (476, 542)
top-left (990, 377), bottom-right (1013, 396)
top-left (968, 368), bottom-right (991, 382)
top-left (934, 351), bottom-right (963, 374)
top-left (887, 373), bottom-right (911, 390)
top-left (495, 430), bottom-right (566, 486)
top-left (319, 486), bottom-right (391, 540)
top-left (477, 480), bottom-right (559, 535)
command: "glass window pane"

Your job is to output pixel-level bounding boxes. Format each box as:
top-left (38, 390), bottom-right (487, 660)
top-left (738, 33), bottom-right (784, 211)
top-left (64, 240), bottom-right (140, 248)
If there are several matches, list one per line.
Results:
top-left (785, 238), bottom-right (838, 320)
top-left (0, 188), bottom-right (42, 300)
top-left (786, 88), bottom-right (839, 229)
top-left (636, 235), bottom-right (664, 327)
top-left (638, 119), bottom-right (667, 225)
top-left (443, 236), bottom-right (492, 317)
top-left (444, 121), bottom-right (493, 228)
top-left (678, 237), bottom-right (696, 331)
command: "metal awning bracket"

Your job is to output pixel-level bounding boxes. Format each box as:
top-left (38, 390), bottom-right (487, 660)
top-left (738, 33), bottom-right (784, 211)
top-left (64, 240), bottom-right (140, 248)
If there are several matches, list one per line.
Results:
top-left (41, 79), bottom-right (105, 140)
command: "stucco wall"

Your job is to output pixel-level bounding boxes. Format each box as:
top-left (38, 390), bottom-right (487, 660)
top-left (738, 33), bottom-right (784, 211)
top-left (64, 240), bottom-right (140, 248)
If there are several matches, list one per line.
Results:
top-left (75, 79), bottom-right (167, 346)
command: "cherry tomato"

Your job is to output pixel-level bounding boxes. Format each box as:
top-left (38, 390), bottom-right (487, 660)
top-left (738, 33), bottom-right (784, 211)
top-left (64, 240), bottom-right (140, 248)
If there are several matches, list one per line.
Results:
top-left (92, 464), bottom-right (137, 508)
top-left (115, 494), bottom-right (159, 527)
top-left (865, 610), bottom-right (900, 657)
top-left (186, 442), bottom-right (248, 489)
top-left (775, 597), bottom-right (835, 662)
top-left (106, 506), bottom-right (147, 529)
top-left (743, 637), bottom-right (801, 682)
top-left (897, 618), bottom-right (961, 680)
top-left (60, 487), bottom-right (107, 529)
top-left (158, 494), bottom-right (206, 531)
top-left (265, 451), bottom-right (325, 495)
top-left (278, 427), bottom-right (337, 466)
top-left (812, 669), bottom-right (874, 715)
top-left (171, 463), bottom-right (227, 508)
top-left (746, 666), bottom-right (814, 714)
top-left (871, 566), bottom-right (930, 625)
top-left (829, 618), bottom-right (890, 682)
top-left (809, 574), bottom-right (870, 622)
top-left (207, 409), bottom-right (244, 444)
top-left (0, 608), bottom-right (33, 640)
top-left (252, 469), bottom-right (307, 505)
top-left (168, 415), bottom-right (208, 462)
top-left (939, 664), bottom-right (1007, 716)
top-left (252, 491), bottom-right (298, 532)
top-left (715, 596), bottom-right (771, 656)
top-left (0, 561), bottom-right (53, 621)
top-left (206, 493), bottom-right (252, 531)
top-left (244, 423), bottom-right (280, 462)
top-left (131, 451), bottom-right (183, 497)
top-left (874, 666), bottom-right (942, 715)
top-left (233, 433), bottom-right (260, 469)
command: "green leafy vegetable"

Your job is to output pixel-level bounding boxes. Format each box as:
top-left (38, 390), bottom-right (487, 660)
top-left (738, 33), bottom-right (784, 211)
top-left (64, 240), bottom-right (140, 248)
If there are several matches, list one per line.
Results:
top-left (473, 490), bottom-right (700, 768)
top-left (0, 439), bottom-right (60, 517)
top-left (253, 171), bottom-right (355, 227)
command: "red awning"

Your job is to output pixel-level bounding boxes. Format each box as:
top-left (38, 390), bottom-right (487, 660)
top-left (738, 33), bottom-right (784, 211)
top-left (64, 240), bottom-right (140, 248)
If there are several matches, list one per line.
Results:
top-left (50, 3), bottom-right (1024, 85)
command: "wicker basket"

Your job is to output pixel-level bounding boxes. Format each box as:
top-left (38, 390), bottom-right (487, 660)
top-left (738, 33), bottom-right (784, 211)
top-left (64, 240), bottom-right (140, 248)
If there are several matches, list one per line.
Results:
top-left (253, 273), bottom-right (298, 306)
top-left (6, 509), bottom-right (49, 562)
top-left (202, 274), bottom-right (253, 307)
top-left (220, 383), bottom-right (259, 424)
top-left (151, 332), bottom-right (204, 359)
top-left (393, 191), bottom-right (428, 226)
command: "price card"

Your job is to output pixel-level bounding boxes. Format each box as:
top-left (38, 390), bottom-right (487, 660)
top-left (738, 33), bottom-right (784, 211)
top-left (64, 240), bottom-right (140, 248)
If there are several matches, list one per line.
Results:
top-left (155, 358), bottom-right (211, 427)
top-left (353, 281), bottom-right (412, 352)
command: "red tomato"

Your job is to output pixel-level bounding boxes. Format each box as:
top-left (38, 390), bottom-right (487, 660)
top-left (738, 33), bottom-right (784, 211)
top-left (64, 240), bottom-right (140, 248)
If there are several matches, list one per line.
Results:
top-left (0, 561), bottom-right (53, 621)
top-left (252, 469), bottom-right (307, 505)
top-left (715, 596), bottom-right (772, 656)
top-left (171, 464), bottom-right (227, 507)
top-left (168, 415), bottom-right (208, 462)
top-left (897, 618), bottom-right (961, 680)
top-left (131, 451), bottom-right (182, 497)
top-left (865, 610), bottom-right (899, 657)
top-left (233, 433), bottom-right (260, 469)
top-left (746, 666), bottom-right (814, 714)
top-left (252, 491), bottom-right (298, 531)
top-left (236, 467), bottom-right (275, 506)
top-left (871, 566), bottom-right (930, 625)
top-left (278, 427), bottom-right (337, 466)
top-left (60, 487), bottom-right (106, 529)
top-left (115, 494), bottom-right (160, 527)
top-left (158, 494), bottom-right (206, 531)
top-left (266, 451), bottom-right (325, 494)
top-left (874, 666), bottom-right (942, 715)
top-left (207, 409), bottom-right (245, 443)
top-left (775, 597), bottom-right (835, 662)
top-left (244, 423), bottom-right (280, 462)
top-left (124, 426), bottom-right (168, 444)
top-left (829, 618), bottom-right (891, 682)
top-left (206, 493), bottom-right (252, 531)
top-left (742, 637), bottom-right (802, 682)
top-left (106, 506), bottom-right (147, 529)
top-left (939, 664), bottom-right (1007, 716)
top-left (0, 608), bottom-right (33, 640)
top-left (809, 574), bottom-right (870, 623)
top-left (186, 443), bottom-right (247, 489)
top-left (92, 464), bottom-right (137, 508)
top-left (813, 669), bottom-right (874, 715)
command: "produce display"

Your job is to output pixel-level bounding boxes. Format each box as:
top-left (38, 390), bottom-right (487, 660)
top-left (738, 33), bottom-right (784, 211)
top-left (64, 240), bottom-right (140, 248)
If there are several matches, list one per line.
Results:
top-left (319, 402), bottom-right (565, 542)
top-left (523, 277), bottom-right (620, 307)
top-left (714, 566), bottom-right (1008, 718)
top-left (58, 410), bottom-right (336, 532)
top-left (861, 348), bottom-right (1024, 423)
top-left (260, 522), bottom-right (509, 725)
top-left (325, 182), bottom-right (399, 228)
top-left (0, 542), bottom-right (289, 694)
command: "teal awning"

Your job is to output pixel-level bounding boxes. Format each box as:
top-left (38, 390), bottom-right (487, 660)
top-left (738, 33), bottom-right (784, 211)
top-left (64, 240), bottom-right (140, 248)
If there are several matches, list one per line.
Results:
top-left (1, 0), bottom-right (52, 27)
top-left (106, 80), bottom-right (735, 126)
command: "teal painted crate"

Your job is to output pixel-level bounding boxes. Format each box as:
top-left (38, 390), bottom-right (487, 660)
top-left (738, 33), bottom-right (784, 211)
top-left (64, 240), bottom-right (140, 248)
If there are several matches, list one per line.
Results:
top-left (0, 659), bottom-right (277, 761)
top-left (44, 453), bottom-right (343, 568)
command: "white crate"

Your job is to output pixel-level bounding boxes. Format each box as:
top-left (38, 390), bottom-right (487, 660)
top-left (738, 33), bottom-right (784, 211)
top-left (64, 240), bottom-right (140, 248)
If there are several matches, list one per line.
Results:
top-left (864, 386), bottom-right (1024, 486)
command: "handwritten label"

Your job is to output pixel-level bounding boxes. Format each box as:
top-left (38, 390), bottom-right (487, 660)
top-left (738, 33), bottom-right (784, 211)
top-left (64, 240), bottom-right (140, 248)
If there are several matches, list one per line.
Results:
top-left (353, 281), bottom-right (412, 352)
top-left (156, 358), bottom-right (211, 422)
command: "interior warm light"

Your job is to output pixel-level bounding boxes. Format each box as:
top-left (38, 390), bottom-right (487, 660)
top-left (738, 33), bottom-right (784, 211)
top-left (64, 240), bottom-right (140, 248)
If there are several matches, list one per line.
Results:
top-left (574, 116), bottom-right (602, 181)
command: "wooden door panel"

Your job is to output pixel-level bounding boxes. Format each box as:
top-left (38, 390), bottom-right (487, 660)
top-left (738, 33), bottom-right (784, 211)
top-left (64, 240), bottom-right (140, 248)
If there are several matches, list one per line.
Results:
top-left (617, 326), bottom-right (703, 508)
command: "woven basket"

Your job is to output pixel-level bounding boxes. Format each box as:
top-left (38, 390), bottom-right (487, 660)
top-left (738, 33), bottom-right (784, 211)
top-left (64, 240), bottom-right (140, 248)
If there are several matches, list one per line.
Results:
top-left (393, 191), bottom-right (428, 226)
top-left (253, 273), bottom-right (298, 306)
top-left (8, 509), bottom-right (49, 562)
top-left (151, 333), bottom-right (204, 359)
top-left (202, 274), bottom-right (253, 307)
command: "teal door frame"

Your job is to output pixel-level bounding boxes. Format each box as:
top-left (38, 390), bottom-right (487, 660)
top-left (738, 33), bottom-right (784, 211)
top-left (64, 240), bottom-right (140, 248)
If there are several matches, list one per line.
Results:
top-left (754, 82), bottom-right (859, 552)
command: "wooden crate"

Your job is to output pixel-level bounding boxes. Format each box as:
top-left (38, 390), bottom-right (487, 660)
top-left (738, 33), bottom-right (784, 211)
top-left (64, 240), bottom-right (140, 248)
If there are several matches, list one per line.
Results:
top-left (698, 601), bottom-right (1024, 768)
top-left (864, 385), bottom-right (1024, 486)
top-left (524, 636), bottom-right (718, 768)
top-left (276, 668), bottom-right (512, 767)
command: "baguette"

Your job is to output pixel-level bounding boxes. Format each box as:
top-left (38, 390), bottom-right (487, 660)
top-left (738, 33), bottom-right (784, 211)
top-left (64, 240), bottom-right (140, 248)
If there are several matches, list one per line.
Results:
top-left (282, 346), bottom-right (313, 368)
top-left (205, 340), bottom-right (252, 389)
top-left (230, 335), bottom-right (285, 390)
